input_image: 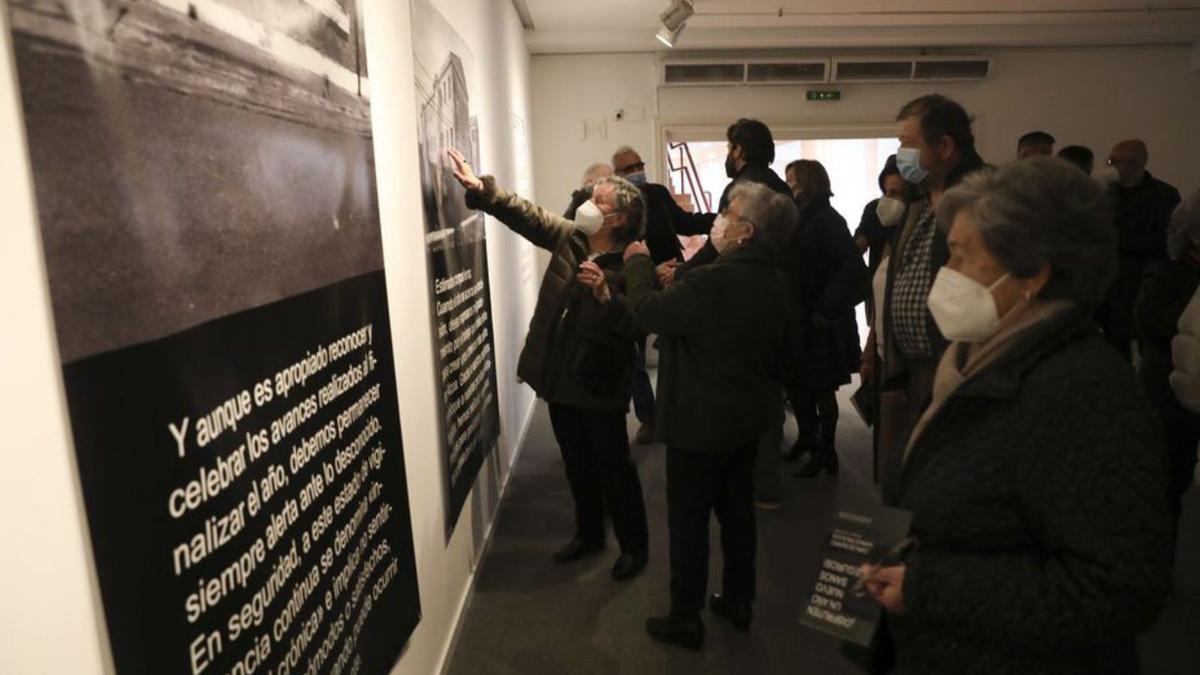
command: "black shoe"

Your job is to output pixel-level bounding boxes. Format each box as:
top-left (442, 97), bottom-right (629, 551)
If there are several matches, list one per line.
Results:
top-left (793, 449), bottom-right (838, 477)
top-left (782, 434), bottom-right (817, 462)
top-left (552, 536), bottom-right (604, 564)
top-left (708, 593), bottom-right (752, 631)
top-left (646, 613), bottom-right (704, 651)
top-left (611, 552), bottom-right (648, 581)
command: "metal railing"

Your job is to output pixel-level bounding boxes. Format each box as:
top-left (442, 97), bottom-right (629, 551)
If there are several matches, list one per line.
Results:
top-left (667, 141), bottom-right (712, 213)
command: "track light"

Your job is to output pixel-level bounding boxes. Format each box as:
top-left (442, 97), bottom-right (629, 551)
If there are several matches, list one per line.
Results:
top-left (655, 0), bottom-right (693, 49)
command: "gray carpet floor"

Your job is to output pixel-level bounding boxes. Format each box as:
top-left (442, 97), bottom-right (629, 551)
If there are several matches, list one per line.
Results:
top-left (445, 379), bottom-right (1200, 675)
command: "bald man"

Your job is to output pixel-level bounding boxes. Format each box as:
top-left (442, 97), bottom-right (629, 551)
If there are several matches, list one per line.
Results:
top-left (1100, 139), bottom-right (1182, 360)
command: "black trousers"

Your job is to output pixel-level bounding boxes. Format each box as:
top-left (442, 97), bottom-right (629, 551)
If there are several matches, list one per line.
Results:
top-left (547, 403), bottom-right (649, 555)
top-left (630, 334), bottom-right (656, 424)
top-left (788, 385), bottom-right (840, 450)
top-left (666, 442), bottom-right (757, 616)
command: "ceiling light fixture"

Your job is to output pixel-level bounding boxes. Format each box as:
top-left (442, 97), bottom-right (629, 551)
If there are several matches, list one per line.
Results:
top-left (655, 0), bottom-right (694, 49)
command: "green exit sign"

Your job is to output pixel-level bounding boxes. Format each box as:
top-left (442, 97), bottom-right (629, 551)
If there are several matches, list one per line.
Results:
top-left (807, 89), bottom-right (842, 102)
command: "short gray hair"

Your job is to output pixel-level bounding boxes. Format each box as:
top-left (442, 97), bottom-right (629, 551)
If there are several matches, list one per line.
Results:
top-left (594, 175), bottom-right (646, 246)
top-left (1168, 187), bottom-right (1200, 260)
top-left (728, 182), bottom-right (798, 247)
top-left (935, 156), bottom-right (1116, 308)
top-left (611, 145), bottom-right (639, 166)
top-left (581, 162), bottom-right (612, 187)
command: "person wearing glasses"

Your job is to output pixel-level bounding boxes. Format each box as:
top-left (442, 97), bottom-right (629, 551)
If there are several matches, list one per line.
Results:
top-left (1099, 139), bottom-right (1182, 361)
top-left (609, 145), bottom-right (709, 445)
top-left (860, 158), bottom-right (1172, 675)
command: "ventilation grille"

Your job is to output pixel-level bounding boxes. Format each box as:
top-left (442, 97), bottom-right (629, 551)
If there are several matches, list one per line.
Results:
top-left (834, 61), bottom-right (913, 81)
top-left (663, 56), bottom-right (990, 86)
top-left (663, 63), bottom-right (745, 85)
top-left (914, 58), bottom-right (991, 80)
top-left (746, 62), bottom-right (828, 83)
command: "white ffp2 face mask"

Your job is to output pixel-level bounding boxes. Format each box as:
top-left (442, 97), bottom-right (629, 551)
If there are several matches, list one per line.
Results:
top-left (575, 200), bottom-right (605, 235)
top-left (927, 267), bottom-right (1012, 343)
top-left (876, 196), bottom-right (907, 227)
top-left (710, 214), bottom-right (733, 252)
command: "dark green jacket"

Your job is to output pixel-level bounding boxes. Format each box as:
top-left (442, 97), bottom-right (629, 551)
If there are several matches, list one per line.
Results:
top-left (466, 176), bottom-right (635, 411)
top-left (625, 242), bottom-right (788, 450)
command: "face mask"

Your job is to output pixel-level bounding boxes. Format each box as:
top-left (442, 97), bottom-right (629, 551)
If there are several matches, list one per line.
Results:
top-left (896, 147), bottom-right (929, 184)
top-left (625, 171), bottom-right (648, 186)
top-left (876, 196), bottom-right (907, 227)
top-left (724, 150), bottom-right (740, 179)
top-left (575, 200), bottom-right (605, 236)
top-left (710, 214), bottom-right (734, 252)
top-left (927, 267), bottom-right (1012, 343)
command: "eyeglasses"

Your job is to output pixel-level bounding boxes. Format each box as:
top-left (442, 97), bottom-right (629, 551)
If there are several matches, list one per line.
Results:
top-left (617, 161), bottom-right (645, 174)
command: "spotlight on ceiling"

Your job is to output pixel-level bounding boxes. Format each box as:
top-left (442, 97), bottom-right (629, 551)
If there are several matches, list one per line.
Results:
top-left (655, 0), bottom-right (694, 49)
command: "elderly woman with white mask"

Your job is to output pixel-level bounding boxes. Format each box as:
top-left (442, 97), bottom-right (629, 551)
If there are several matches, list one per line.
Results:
top-left (861, 157), bottom-right (1172, 675)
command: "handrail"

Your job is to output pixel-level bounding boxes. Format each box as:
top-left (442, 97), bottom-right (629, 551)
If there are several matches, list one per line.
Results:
top-left (667, 141), bottom-right (712, 213)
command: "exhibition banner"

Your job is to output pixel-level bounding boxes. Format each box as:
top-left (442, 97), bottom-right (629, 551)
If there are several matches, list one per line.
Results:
top-left (411, 0), bottom-right (501, 536)
top-left (7, 1), bottom-right (420, 672)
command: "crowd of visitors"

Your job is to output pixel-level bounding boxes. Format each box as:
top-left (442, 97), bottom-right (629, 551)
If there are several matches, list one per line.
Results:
top-left (448, 91), bottom-right (1195, 671)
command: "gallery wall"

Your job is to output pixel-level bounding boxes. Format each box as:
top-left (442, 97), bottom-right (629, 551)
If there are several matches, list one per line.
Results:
top-left (532, 45), bottom-right (1200, 216)
top-left (0, 0), bottom-right (539, 673)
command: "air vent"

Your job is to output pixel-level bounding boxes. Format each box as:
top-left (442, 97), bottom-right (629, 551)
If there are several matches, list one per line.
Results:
top-left (914, 58), bottom-right (991, 80)
top-left (834, 60), bottom-right (913, 82)
top-left (746, 61), bottom-right (827, 84)
top-left (663, 63), bottom-right (745, 85)
top-left (663, 55), bottom-right (989, 87)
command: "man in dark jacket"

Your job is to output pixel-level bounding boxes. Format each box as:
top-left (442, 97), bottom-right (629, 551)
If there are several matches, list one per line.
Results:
top-left (610, 145), bottom-right (714, 444)
top-left (449, 149), bottom-right (651, 582)
top-left (866, 94), bottom-right (986, 480)
top-left (1101, 139), bottom-right (1182, 361)
top-left (625, 182), bottom-right (796, 650)
top-left (669, 118), bottom-right (793, 283)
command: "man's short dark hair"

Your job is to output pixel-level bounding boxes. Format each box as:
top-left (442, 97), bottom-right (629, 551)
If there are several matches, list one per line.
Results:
top-left (727, 118), bottom-right (775, 166)
top-left (1018, 130), bottom-right (1056, 149)
top-left (1057, 145), bottom-right (1095, 174)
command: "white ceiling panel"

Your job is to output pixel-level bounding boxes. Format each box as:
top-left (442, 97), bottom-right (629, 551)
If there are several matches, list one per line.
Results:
top-left (519, 0), bottom-right (1200, 53)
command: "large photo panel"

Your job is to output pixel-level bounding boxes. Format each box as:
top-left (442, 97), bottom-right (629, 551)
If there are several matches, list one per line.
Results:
top-left (411, 0), bottom-right (502, 537)
top-left (7, 1), bottom-right (421, 673)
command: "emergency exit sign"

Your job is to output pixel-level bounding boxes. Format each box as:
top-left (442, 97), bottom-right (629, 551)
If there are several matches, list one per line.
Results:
top-left (807, 89), bottom-right (842, 101)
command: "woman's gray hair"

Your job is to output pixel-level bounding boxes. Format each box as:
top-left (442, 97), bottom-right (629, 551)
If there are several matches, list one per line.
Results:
top-left (935, 156), bottom-right (1116, 308)
top-left (593, 175), bottom-right (646, 246)
top-left (728, 181), bottom-right (798, 247)
top-left (1168, 187), bottom-right (1200, 260)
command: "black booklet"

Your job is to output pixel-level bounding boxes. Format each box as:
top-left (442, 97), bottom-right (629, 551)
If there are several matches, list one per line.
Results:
top-left (798, 490), bottom-right (913, 646)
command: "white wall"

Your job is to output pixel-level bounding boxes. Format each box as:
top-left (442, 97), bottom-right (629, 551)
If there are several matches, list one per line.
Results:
top-left (531, 53), bottom-right (660, 213)
top-left (0, 0), bottom-right (540, 673)
top-left (532, 45), bottom-right (1200, 207)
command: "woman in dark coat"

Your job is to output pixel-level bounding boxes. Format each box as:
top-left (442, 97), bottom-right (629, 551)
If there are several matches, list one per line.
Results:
top-left (623, 182), bottom-right (797, 650)
top-left (449, 149), bottom-right (651, 582)
top-left (861, 158), bottom-right (1172, 675)
top-left (784, 159), bottom-right (869, 475)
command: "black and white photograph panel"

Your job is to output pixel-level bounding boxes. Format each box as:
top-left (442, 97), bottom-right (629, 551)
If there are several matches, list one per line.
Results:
top-left (10, 0), bottom-right (381, 363)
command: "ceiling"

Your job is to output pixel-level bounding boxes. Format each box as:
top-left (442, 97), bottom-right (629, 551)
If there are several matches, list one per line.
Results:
top-left (516, 0), bottom-right (1200, 54)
